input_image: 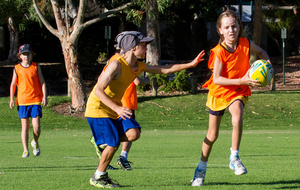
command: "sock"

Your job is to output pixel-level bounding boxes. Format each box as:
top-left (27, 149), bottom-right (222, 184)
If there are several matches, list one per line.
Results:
top-left (230, 147), bottom-right (239, 160)
top-left (197, 159), bottom-right (208, 171)
top-left (95, 170), bottom-right (107, 178)
top-left (120, 150), bottom-right (128, 160)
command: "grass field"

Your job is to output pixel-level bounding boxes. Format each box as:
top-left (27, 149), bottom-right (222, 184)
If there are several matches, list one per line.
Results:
top-left (0, 91), bottom-right (299, 189)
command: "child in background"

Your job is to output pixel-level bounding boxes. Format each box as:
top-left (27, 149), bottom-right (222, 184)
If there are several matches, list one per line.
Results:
top-left (86, 31), bottom-right (205, 188)
top-left (10, 44), bottom-right (47, 157)
top-left (192, 10), bottom-right (271, 186)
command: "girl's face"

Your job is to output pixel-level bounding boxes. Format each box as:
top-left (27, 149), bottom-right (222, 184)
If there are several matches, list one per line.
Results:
top-left (20, 52), bottom-right (32, 62)
top-left (219, 16), bottom-right (239, 43)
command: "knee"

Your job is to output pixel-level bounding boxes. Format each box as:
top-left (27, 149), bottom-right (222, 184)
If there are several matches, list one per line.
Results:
top-left (126, 129), bottom-right (140, 141)
top-left (206, 132), bottom-right (219, 144)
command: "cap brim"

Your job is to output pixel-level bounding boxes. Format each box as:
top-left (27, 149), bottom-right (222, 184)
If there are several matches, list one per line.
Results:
top-left (140, 37), bottom-right (154, 44)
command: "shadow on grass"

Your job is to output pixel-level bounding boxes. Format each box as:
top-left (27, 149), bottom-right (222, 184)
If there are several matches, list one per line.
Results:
top-left (3, 165), bottom-right (96, 171)
top-left (208, 180), bottom-right (300, 187)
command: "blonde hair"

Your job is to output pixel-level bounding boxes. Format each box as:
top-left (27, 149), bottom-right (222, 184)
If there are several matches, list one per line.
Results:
top-left (216, 10), bottom-right (243, 42)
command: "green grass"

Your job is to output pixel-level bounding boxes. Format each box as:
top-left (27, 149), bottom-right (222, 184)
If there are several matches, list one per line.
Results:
top-left (0, 91), bottom-right (299, 189)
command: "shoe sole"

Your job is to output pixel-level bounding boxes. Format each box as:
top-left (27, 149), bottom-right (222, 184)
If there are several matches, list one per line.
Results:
top-left (117, 161), bottom-right (132, 171)
top-left (229, 165), bottom-right (247, 175)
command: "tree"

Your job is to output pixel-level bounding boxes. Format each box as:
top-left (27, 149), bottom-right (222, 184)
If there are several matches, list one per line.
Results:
top-left (0, 1), bottom-right (33, 64)
top-left (32, 0), bottom-right (133, 111)
top-left (146, 0), bottom-right (161, 66)
top-left (262, 0), bottom-right (300, 55)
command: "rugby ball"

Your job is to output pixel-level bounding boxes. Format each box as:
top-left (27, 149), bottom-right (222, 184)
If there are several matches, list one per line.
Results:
top-left (249, 59), bottom-right (273, 87)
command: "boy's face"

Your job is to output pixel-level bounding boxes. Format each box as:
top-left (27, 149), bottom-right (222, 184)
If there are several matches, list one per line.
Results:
top-left (20, 52), bottom-right (32, 61)
top-left (134, 42), bottom-right (147, 59)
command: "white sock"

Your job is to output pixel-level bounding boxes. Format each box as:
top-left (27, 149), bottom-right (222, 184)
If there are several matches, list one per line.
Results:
top-left (120, 150), bottom-right (128, 160)
top-left (95, 170), bottom-right (107, 178)
top-left (197, 159), bottom-right (208, 171)
top-left (230, 147), bottom-right (239, 160)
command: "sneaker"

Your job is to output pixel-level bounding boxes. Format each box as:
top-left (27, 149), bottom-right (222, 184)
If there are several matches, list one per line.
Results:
top-left (90, 136), bottom-right (104, 159)
top-left (90, 136), bottom-right (117, 170)
top-left (229, 156), bottom-right (247, 175)
top-left (192, 168), bottom-right (206, 186)
top-left (89, 173), bottom-right (120, 188)
top-left (31, 140), bottom-right (40, 156)
top-left (22, 150), bottom-right (29, 157)
top-left (117, 156), bottom-right (132, 171)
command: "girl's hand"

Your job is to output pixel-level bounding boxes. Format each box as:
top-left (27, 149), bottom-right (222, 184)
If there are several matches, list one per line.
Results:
top-left (115, 106), bottom-right (132, 120)
top-left (190, 50), bottom-right (205, 67)
top-left (241, 70), bottom-right (261, 87)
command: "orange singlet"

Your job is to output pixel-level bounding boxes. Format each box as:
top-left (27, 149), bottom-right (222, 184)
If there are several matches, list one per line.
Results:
top-left (203, 38), bottom-right (251, 101)
top-left (14, 62), bottom-right (43, 106)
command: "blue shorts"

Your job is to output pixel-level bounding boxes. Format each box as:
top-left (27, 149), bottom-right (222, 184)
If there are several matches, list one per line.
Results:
top-left (87, 117), bottom-right (141, 147)
top-left (209, 99), bottom-right (244, 116)
top-left (17, 105), bottom-right (42, 119)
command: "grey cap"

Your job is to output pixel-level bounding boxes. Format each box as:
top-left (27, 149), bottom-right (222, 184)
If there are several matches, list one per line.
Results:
top-left (115, 31), bottom-right (154, 55)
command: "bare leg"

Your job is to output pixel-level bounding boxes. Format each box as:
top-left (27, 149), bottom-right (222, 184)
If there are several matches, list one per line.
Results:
top-left (97, 145), bottom-right (119, 172)
top-left (228, 101), bottom-right (244, 151)
top-left (121, 141), bottom-right (132, 153)
top-left (201, 114), bottom-right (222, 162)
top-left (31, 116), bottom-right (41, 142)
top-left (21, 118), bottom-right (30, 151)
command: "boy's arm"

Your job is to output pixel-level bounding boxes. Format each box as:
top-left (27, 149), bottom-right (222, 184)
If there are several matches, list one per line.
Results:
top-left (9, 69), bottom-right (17, 109)
top-left (94, 60), bottom-right (132, 120)
top-left (37, 64), bottom-right (48, 106)
top-left (144, 50), bottom-right (205, 74)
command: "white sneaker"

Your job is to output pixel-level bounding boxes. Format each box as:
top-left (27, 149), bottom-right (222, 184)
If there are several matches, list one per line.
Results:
top-left (229, 156), bottom-right (247, 175)
top-left (192, 168), bottom-right (206, 186)
top-left (31, 140), bottom-right (40, 156)
top-left (22, 150), bottom-right (29, 157)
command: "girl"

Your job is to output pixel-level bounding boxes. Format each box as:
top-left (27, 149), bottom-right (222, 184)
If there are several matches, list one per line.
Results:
top-left (192, 10), bottom-right (271, 186)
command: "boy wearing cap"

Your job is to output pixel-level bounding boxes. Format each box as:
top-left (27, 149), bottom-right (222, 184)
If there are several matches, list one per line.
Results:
top-left (85, 31), bottom-right (205, 188)
top-left (10, 44), bottom-right (47, 157)
top-left (90, 45), bottom-right (150, 171)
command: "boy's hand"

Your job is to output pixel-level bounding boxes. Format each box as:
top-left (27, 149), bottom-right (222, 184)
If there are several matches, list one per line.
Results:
top-left (9, 101), bottom-right (14, 109)
top-left (115, 106), bottom-right (132, 120)
top-left (190, 50), bottom-right (205, 67)
top-left (42, 98), bottom-right (48, 106)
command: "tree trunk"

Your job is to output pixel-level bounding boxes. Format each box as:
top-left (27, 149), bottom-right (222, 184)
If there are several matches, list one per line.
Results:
top-left (250, 0), bottom-right (262, 64)
top-left (146, 0), bottom-right (161, 66)
top-left (61, 40), bottom-right (86, 111)
top-left (7, 17), bottom-right (19, 63)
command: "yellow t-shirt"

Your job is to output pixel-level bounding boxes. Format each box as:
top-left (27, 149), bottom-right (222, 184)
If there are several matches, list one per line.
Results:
top-left (85, 57), bottom-right (145, 119)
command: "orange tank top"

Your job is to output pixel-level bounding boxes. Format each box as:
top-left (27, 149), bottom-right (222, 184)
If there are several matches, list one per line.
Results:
top-left (110, 53), bottom-right (138, 110)
top-left (202, 38), bottom-right (251, 100)
top-left (121, 82), bottom-right (138, 110)
top-left (15, 62), bottom-right (43, 105)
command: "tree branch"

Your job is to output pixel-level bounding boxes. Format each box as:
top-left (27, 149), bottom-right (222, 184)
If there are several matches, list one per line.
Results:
top-left (50, 0), bottom-right (66, 36)
top-left (32, 0), bottom-right (59, 37)
top-left (262, 2), bottom-right (300, 10)
top-left (81, 2), bottom-right (133, 29)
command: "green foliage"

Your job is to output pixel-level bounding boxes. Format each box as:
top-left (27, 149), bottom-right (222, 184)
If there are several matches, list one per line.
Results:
top-left (148, 70), bottom-right (191, 92)
top-left (97, 52), bottom-right (108, 64)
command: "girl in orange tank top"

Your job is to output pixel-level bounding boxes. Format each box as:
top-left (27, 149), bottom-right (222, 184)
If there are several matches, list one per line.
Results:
top-left (192, 10), bottom-right (272, 187)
